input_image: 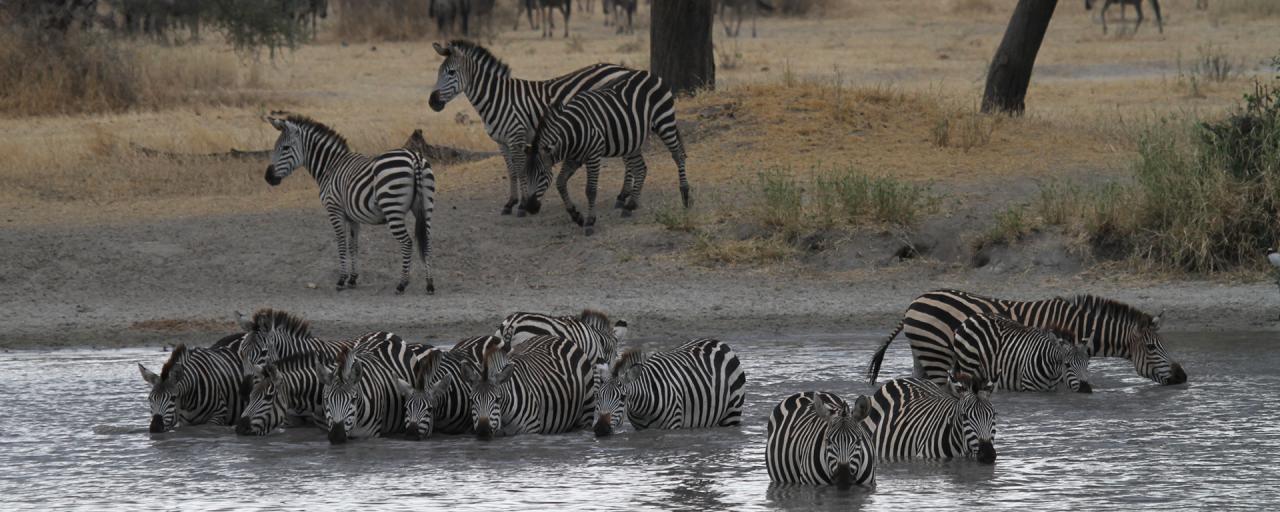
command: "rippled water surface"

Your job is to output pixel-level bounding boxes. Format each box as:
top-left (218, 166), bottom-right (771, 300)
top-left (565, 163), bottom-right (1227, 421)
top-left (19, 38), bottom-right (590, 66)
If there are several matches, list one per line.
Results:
top-left (3, 332), bottom-right (1278, 510)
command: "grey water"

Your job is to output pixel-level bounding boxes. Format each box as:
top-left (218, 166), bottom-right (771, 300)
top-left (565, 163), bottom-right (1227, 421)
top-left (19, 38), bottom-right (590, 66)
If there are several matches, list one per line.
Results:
top-left (2, 332), bottom-right (1277, 511)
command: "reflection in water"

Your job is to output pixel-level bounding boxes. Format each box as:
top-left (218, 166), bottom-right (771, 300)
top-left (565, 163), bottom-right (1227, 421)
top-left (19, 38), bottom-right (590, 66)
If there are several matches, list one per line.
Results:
top-left (1, 332), bottom-right (1278, 510)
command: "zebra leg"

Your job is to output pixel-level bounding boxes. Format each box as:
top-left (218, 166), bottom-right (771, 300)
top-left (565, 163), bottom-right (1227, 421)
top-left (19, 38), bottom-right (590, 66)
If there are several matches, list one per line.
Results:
top-left (499, 144), bottom-right (521, 216)
top-left (347, 222), bottom-right (360, 288)
top-left (1133, 1), bottom-right (1144, 33)
top-left (327, 210), bottom-right (351, 290)
top-left (386, 213), bottom-right (414, 294)
top-left (620, 154), bottom-right (647, 217)
top-left (507, 143), bottom-right (531, 217)
top-left (662, 129), bottom-right (691, 208)
top-left (557, 161), bottom-right (584, 226)
top-left (1151, 0), bottom-right (1163, 33)
top-left (583, 158), bottom-right (601, 236)
top-left (1100, 2), bottom-right (1110, 34)
top-left (615, 165), bottom-right (633, 209)
top-left (562, 4), bottom-right (571, 38)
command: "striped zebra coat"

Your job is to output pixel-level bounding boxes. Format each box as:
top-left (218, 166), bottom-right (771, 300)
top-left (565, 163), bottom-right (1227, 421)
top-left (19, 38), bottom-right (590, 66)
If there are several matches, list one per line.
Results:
top-left (766, 391), bottom-right (876, 488)
top-left (462, 335), bottom-right (596, 439)
top-left (524, 70), bottom-right (689, 235)
top-left (592, 338), bottom-right (746, 436)
top-left (235, 309), bottom-right (369, 386)
top-left (236, 351), bottom-right (333, 436)
top-left (864, 373), bottom-right (997, 464)
top-left (139, 341), bottom-right (245, 433)
top-left (264, 112), bottom-right (436, 294)
top-left (428, 40), bottom-right (637, 216)
top-left (395, 348), bottom-right (474, 439)
top-left (866, 289), bottom-right (1186, 386)
top-left (316, 336), bottom-right (433, 444)
top-left (498, 309), bottom-right (625, 365)
top-left (953, 314), bottom-right (1093, 393)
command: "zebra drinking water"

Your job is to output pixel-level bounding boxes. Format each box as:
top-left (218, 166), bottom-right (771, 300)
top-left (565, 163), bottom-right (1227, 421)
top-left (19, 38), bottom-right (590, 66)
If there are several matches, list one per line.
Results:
top-left (497, 310), bottom-right (626, 364)
top-left (766, 391), bottom-right (876, 488)
top-left (427, 40), bottom-right (638, 216)
top-left (235, 351), bottom-right (332, 436)
top-left (395, 348), bottom-right (473, 439)
top-left (523, 71), bottom-right (689, 235)
top-left (952, 314), bottom-right (1093, 393)
top-left (592, 338), bottom-right (746, 436)
top-left (139, 341), bottom-right (245, 433)
top-left (236, 309), bottom-right (362, 383)
top-left (316, 337), bottom-right (432, 444)
top-left (462, 336), bottom-right (596, 439)
top-left (866, 289), bottom-right (1187, 386)
top-left (865, 372), bottom-right (998, 464)
top-left (263, 112), bottom-right (436, 294)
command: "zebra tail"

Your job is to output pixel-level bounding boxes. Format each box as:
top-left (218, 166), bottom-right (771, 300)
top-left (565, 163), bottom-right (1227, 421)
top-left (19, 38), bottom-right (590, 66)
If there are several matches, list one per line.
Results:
top-left (866, 319), bottom-right (904, 385)
top-left (412, 163), bottom-right (429, 263)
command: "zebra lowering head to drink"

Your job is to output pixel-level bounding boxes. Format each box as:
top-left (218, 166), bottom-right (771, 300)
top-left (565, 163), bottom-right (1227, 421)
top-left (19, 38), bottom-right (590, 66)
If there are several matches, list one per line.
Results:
top-left (263, 112), bottom-right (436, 294)
top-left (497, 310), bottom-right (626, 365)
top-left (766, 391), bottom-right (876, 489)
top-left (952, 314), bottom-right (1093, 393)
top-left (139, 341), bottom-right (245, 433)
top-left (865, 372), bottom-right (998, 464)
top-left (462, 336), bottom-right (596, 439)
top-left (427, 40), bottom-right (637, 216)
top-left (235, 351), bottom-right (332, 436)
top-left (235, 309), bottom-right (363, 391)
top-left (866, 289), bottom-right (1186, 387)
top-left (523, 71), bottom-right (689, 235)
top-left (395, 348), bottom-right (472, 440)
top-left (592, 338), bottom-right (746, 436)
top-left (315, 337), bottom-right (432, 444)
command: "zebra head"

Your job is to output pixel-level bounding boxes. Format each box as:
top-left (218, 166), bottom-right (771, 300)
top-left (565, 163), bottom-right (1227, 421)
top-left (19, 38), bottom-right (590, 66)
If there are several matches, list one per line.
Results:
top-left (236, 360), bottom-right (289, 436)
top-left (812, 394), bottom-right (874, 489)
top-left (594, 349), bottom-right (646, 436)
top-left (1130, 312), bottom-right (1187, 385)
top-left (948, 371), bottom-right (997, 464)
top-left (396, 350), bottom-right (453, 440)
top-left (139, 344), bottom-right (191, 433)
top-left (1058, 337), bottom-right (1093, 393)
top-left (264, 113), bottom-right (305, 186)
top-left (317, 348), bottom-right (362, 445)
top-left (1070, 296), bottom-right (1186, 385)
top-left (464, 345), bottom-right (514, 440)
top-left (522, 103), bottom-right (570, 214)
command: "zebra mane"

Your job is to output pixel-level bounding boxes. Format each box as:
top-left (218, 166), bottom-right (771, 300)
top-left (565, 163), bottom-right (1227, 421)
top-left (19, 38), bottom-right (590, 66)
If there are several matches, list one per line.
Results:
top-left (269, 350), bottom-right (331, 373)
top-left (1065, 295), bottom-right (1154, 327)
top-left (527, 100), bottom-right (561, 154)
top-left (579, 309), bottom-right (612, 333)
top-left (282, 114), bottom-right (351, 152)
top-left (413, 350), bottom-right (441, 391)
top-left (160, 344), bottom-right (188, 381)
top-left (1038, 322), bottom-right (1078, 343)
top-left (481, 343), bottom-right (508, 380)
top-left (610, 347), bottom-right (647, 377)
top-left (447, 39), bottom-right (510, 79)
top-left (252, 308), bottom-right (312, 339)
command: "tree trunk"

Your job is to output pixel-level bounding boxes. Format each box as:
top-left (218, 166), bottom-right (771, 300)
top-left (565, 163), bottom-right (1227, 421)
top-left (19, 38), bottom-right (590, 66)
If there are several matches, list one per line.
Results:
top-left (981, 0), bottom-right (1058, 115)
top-left (650, 0), bottom-right (714, 94)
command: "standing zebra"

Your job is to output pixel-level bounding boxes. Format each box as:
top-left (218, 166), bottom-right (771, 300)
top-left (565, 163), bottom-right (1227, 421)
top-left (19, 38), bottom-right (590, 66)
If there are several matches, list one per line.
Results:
top-left (953, 314), bottom-right (1093, 393)
top-left (866, 289), bottom-right (1186, 386)
top-left (139, 342), bottom-right (245, 433)
top-left (395, 348), bottom-right (474, 439)
top-left (462, 336), bottom-right (596, 439)
top-left (524, 71), bottom-right (689, 235)
top-left (316, 337), bottom-right (433, 444)
top-left (263, 112), bottom-right (436, 294)
top-left (864, 372), bottom-right (997, 464)
top-left (236, 351), bottom-right (333, 436)
top-left (497, 309), bottom-right (626, 364)
top-left (427, 40), bottom-right (638, 216)
top-left (593, 338), bottom-right (746, 436)
top-left (766, 391), bottom-right (876, 488)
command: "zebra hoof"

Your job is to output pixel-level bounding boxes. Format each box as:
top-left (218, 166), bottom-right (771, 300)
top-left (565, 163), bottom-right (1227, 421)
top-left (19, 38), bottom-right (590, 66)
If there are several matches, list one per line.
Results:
top-left (426, 279), bottom-right (435, 295)
top-left (396, 282), bottom-right (408, 294)
top-left (516, 208), bottom-right (527, 218)
top-left (620, 210), bottom-right (632, 218)
top-left (336, 279), bottom-right (347, 291)
top-left (584, 226), bottom-right (595, 236)
top-left (347, 275), bottom-right (358, 288)
top-left (569, 211), bottom-right (584, 226)
top-left (613, 198), bottom-right (626, 209)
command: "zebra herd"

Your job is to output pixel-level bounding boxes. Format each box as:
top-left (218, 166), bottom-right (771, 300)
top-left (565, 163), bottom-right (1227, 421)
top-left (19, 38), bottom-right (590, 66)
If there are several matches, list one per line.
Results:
top-left (139, 288), bottom-right (1187, 490)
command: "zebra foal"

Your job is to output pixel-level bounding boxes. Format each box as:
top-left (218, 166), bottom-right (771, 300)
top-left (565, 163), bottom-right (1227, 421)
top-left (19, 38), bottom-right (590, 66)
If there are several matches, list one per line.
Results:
top-left (462, 336), bottom-right (596, 439)
top-left (766, 391), bottom-right (876, 488)
top-left (593, 338), bottom-right (746, 436)
top-left (865, 372), bottom-right (998, 464)
top-left (953, 314), bottom-right (1093, 393)
top-left (497, 309), bottom-right (626, 364)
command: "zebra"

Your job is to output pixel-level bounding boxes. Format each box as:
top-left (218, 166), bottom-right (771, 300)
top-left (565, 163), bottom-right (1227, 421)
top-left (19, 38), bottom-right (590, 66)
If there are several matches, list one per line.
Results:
top-left (264, 112), bottom-right (436, 294)
top-left (533, 0), bottom-right (572, 38)
top-left (450, 334), bottom-right (508, 363)
top-left (592, 338), bottom-right (746, 436)
top-left (719, 0), bottom-right (773, 38)
top-left (427, 40), bottom-right (638, 216)
top-left (497, 309), bottom-right (626, 364)
top-left (316, 337), bottom-right (432, 444)
top-left (866, 289), bottom-right (1187, 386)
top-left (235, 351), bottom-right (333, 436)
top-left (766, 391), bottom-right (876, 488)
top-left (523, 70), bottom-right (689, 236)
top-left (235, 308), bottom-right (359, 381)
top-left (952, 313), bottom-right (1093, 393)
top-left (139, 341), bottom-right (245, 433)
top-left (1086, 0), bottom-right (1163, 34)
top-left (395, 348), bottom-right (474, 439)
top-left (864, 372), bottom-right (997, 464)
top-left (461, 335), bottom-right (596, 439)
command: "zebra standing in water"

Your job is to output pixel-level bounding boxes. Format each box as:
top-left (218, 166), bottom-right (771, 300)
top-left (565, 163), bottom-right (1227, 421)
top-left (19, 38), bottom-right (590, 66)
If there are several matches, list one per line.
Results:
top-left (450, 335), bottom-right (508, 363)
top-left (524, 71), bottom-right (689, 235)
top-left (952, 314), bottom-right (1093, 393)
top-left (236, 351), bottom-right (333, 436)
top-left (593, 338), bottom-right (746, 436)
top-left (766, 391), bottom-right (876, 488)
top-left (866, 289), bottom-right (1186, 386)
top-left (865, 372), bottom-right (998, 464)
top-left (263, 112), bottom-right (436, 294)
top-left (497, 310), bottom-right (626, 364)
top-left (395, 348), bottom-right (474, 439)
top-left (463, 336), bottom-right (596, 439)
top-left (427, 40), bottom-right (638, 216)
top-left (317, 337), bottom-right (432, 444)
top-left (235, 309), bottom-right (363, 382)
top-left (139, 342), bottom-right (245, 433)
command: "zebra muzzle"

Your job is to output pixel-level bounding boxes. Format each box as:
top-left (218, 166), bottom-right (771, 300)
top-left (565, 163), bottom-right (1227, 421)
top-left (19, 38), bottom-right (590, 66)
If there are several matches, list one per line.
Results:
top-left (235, 417), bottom-right (254, 436)
top-left (475, 421), bottom-right (494, 440)
top-left (404, 423), bottom-right (423, 441)
top-left (428, 92), bottom-right (446, 112)
top-left (264, 166), bottom-right (281, 186)
top-left (1076, 381), bottom-right (1094, 394)
top-left (1167, 363), bottom-right (1187, 385)
top-left (833, 463), bottom-right (853, 489)
top-left (328, 424), bottom-right (348, 445)
top-left (593, 416), bottom-right (613, 437)
top-left (149, 415), bottom-right (166, 433)
top-left (977, 440), bottom-right (997, 464)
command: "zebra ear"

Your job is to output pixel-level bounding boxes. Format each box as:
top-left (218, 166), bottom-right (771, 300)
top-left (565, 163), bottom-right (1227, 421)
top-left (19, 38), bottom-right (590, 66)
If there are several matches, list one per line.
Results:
top-left (429, 374), bottom-right (453, 401)
top-left (612, 320), bottom-right (628, 342)
top-left (394, 378), bottom-right (414, 397)
top-left (235, 311), bottom-right (253, 332)
top-left (461, 361), bottom-right (481, 385)
top-left (810, 395), bottom-right (834, 422)
top-left (139, 363), bottom-right (161, 386)
top-left (849, 396), bottom-right (871, 421)
top-left (264, 115), bottom-right (286, 131)
top-left (432, 42), bottom-right (450, 56)
top-left (314, 360), bottom-right (332, 384)
top-left (1151, 311), bottom-right (1164, 331)
top-left (496, 365), bottom-right (516, 384)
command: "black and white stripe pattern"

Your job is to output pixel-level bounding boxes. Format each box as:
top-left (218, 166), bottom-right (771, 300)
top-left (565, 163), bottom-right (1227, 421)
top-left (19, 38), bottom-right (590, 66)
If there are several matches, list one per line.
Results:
top-left (524, 70), bottom-right (689, 235)
top-left (264, 112), bottom-right (436, 294)
top-left (235, 351), bottom-right (332, 436)
top-left (235, 309), bottom-right (358, 384)
top-left (462, 335), bottom-right (596, 439)
top-left (953, 313), bottom-right (1093, 393)
top-left (866, 289), bottom-right (1186, 386)
top-left (864, 373), bottom-right (998, 464)
top-left (497, 310), bottom-right (625, 364)
top-left (766, 391), bottom-right (876, 488)
top-left (427, 40), bottom-right (637, 216)
top-left (316, 336), bottom-right (432, 444)
top-left (395, 348), bottom-right (473, 439)
top-left (139, 341), bottom-right (245, 433)
top-left (592, 338), bottom-right (746, 436)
